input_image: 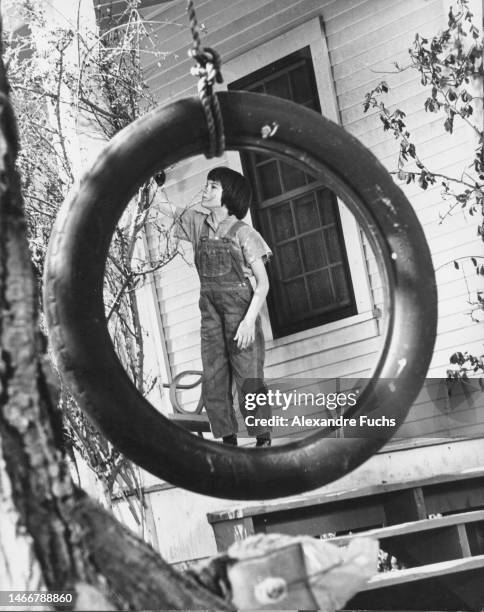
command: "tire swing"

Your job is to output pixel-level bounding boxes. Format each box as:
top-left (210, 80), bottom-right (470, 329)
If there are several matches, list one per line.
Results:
top-left (43, 90), bottom-right (437, 500)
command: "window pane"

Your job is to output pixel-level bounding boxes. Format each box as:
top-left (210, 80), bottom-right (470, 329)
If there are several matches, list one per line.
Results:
top-left (317, 189), bottom-right (338, 225)
top-left (254, 152), bottom-right (270, 165)
top-left (325, 227), bottom-right (343, 264)
top-left (264, 73), bottom-right (291, 100)
top-left (307, 270), bottom-right (333, 309)
top-left (284, 278), bottom-right (309, 315)
top-left (272, 204), bottom-right (295, 242)
top-left (332, 264), bottom-right (351, 303)
top-left (300, 233), bottom-right (327, 271)
top-left (258, 160), bottom-right (282, 200)
top-left (277, 241), bottom-right (302, 278)
top-left (290, 67), bottom-right (313, 105)
top-left (280, 161), bottom-right (306, 192)
top-left (294, 192), bottom-right (319, 234)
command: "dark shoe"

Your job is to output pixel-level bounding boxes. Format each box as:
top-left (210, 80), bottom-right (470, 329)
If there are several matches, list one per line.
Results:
top-left (255, 434), bottom-right (271, 447)
top-left (222, 434), bottom-right (238, 446)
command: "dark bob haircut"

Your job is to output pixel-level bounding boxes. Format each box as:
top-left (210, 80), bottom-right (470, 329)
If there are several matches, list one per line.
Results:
top-left (207, 166), bottom-right (252, 219)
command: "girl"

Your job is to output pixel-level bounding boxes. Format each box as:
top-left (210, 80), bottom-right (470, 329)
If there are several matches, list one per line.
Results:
top-left (171, 167), bottom-right (272, 446)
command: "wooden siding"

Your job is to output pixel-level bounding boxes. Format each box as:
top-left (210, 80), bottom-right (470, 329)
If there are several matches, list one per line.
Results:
top-left (326, 0), bottom-right (483, 439)
top-left (140, 0), bottom-right (483, 440)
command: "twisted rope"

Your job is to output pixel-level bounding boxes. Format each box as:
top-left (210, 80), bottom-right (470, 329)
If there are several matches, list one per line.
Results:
top-left (187, 0), bottom-right (225, 158)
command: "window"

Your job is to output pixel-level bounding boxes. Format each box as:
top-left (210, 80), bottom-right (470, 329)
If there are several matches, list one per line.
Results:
top-left (229, 48), bottom-right (356, 338)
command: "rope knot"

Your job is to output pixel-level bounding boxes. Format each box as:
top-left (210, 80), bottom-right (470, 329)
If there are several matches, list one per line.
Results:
top-left (189, 47), bottom-right (223, 84)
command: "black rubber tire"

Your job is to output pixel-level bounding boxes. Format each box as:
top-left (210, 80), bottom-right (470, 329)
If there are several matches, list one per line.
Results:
top-left (43, 92), bottom-right (437, 500)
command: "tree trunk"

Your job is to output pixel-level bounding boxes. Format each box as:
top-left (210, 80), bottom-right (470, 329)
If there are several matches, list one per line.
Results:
top-left (0, 14), bottom-right (233, 611)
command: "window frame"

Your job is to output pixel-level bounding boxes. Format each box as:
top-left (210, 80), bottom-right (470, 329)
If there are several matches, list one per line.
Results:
top-left (230, 47), bottom-right (357, 338)
top-left (222, 18), bottom-right (374, 343)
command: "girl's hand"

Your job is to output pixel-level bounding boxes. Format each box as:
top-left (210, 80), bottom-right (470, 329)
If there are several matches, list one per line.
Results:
top-left (234, 318), bottom-right (255, 349)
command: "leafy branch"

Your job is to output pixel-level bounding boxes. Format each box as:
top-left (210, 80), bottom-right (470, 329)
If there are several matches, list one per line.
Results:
top-left (363, 0), bottom-right (483, 228)
top-left (3, 0), bottom-right (184, 520)
top-left (363, 0), bottom-right (484, 380)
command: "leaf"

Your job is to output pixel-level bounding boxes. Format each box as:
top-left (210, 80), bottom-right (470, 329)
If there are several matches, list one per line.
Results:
top-left (418, 173), bottom-right (428, 190)
top-left (450, 351), bottom-right (464, 364)
top-left (453, 260), bottom-right (460, 270)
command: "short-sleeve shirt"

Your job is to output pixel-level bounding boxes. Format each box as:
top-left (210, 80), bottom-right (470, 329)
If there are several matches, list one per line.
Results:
top-left (173, 207), bottom-right (272, 278)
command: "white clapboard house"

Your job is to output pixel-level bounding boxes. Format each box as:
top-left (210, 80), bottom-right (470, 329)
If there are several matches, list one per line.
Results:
top-left (92, 1), bottom-right (484, 608)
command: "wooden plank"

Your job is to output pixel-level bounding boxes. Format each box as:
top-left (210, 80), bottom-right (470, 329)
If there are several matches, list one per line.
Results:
top-left (172, 359), bottom-right (203, 377)
top-left (397, 408), bottom-right (484, 437)
top-left (367, 128), bottom-right (471, 170)
top-left (405, 392), bottom-right (484, 426)
top-left (337, 60), bottom-right (419, 110)
top-left (330, 510), bottom-right (484, 545)
top-left (265, 339), bottom-right (380, 378)
top-left (207, 469), bottom-right (484, 523)
top-left (397, 420), bottom-right (484, 444)
top-left (258, 498), bottom-right (386, 537)
top-left (264, 318), bottom-right (379, 367)
top-left (264, 310), bottom-right (377, 352)
top-left (158, 274), bottom-right (199, 302)
top-left (145, 0), bottom-right (273, 53)
top-left (457, 523), bottom-right (472, 558)
top-left (349, 556), bottom-right (484, 610)
top-left (166, 328), bottom-right (202, 353)
top-left (362, 554), bottom-right (484, 590)
top-left (346, 104), bottom-right (461, 150)
top-left (146, 0), bottom-right (330, 92)
top-left (164, 316), bottom-right (200, 341)
top-left (330, 4), bottom-right (441, 68)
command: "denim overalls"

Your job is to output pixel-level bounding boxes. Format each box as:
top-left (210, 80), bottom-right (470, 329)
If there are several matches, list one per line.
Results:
top-left (195, 219), bottom-right (271, 439)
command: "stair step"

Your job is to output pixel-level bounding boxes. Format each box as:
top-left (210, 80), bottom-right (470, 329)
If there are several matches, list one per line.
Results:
top-left (346, 554), bottom-right (484, 610)
top-left (363, 554), bottom-right (484, 590)
top-left (207, 468), bottom-right (484, 523)
top-left (331, 509), bottom-right (484, 545)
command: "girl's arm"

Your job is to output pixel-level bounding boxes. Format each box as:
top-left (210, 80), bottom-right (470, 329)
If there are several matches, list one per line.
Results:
top-left (234, 258), bottom-right (269, 349)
